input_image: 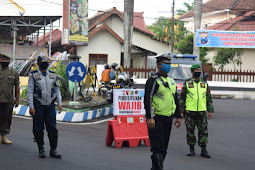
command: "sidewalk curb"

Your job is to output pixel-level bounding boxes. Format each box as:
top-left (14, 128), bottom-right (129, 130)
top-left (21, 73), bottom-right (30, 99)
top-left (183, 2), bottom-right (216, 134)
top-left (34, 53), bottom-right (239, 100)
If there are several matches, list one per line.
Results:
top-left (13, 105), bottom-right (113, 122)
top-left (212, 94), bottom-right (255, 100)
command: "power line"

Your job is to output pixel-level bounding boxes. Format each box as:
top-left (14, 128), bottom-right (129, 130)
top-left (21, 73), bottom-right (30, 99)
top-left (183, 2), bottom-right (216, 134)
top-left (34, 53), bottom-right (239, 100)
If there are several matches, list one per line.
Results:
top-left (1, 1), bottom-right (255, 25)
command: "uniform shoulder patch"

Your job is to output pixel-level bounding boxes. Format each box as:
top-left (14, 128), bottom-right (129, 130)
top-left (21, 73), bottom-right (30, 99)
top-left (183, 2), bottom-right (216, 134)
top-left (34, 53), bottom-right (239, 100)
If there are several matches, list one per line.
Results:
top-left (200, 83), bottom-right (206, 88)
top-left (49, 74), bottom-right (54, 79)
top-left (188, 82), bottom-right (194, 88)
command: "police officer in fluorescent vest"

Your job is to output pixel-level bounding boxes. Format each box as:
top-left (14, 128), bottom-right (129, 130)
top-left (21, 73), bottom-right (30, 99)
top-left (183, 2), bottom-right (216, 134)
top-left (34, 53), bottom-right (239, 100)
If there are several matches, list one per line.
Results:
top-left (0, 54), bottom-right (20, 144)
top-left (144, 53), bottom-right (182, 170)
top-left (27, 55), bottom-right (62, 159)
top-left (180, 64), bottom-right (214, 158)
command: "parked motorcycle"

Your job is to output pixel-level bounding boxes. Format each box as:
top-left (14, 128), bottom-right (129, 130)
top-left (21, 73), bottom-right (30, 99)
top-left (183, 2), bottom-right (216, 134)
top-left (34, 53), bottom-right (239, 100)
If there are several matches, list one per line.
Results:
top-left (105, 72), bottom-right (136, 103)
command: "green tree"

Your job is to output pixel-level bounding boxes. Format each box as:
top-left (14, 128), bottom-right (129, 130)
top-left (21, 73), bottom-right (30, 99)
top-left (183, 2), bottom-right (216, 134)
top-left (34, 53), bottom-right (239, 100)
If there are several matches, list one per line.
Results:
top-left (176, 2), bottom-right (194, 15)
top-left (174, 33), bottom-right (210, 65)
top-left (147, 18), bottom-right (189, 44)
top-left (213, 48), bottom-right (244, 71)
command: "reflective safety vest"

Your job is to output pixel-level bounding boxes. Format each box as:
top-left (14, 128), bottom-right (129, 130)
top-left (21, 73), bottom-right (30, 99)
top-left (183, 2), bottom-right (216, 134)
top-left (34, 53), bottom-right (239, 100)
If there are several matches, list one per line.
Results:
top-left (152, 76), bottom-right (177, 116)
top-left (185, 80), bottom-right (207, 112)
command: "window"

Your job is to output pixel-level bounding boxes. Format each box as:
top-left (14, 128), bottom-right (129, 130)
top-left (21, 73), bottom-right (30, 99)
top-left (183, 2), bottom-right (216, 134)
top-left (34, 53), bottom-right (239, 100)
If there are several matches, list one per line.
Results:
top-left (89, 54), bottom-right (108, 66)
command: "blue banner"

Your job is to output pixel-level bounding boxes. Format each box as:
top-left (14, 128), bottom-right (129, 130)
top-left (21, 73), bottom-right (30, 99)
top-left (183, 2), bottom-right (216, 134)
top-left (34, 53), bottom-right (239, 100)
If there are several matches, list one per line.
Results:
top-left (196, 29), bottom-right (255, 48)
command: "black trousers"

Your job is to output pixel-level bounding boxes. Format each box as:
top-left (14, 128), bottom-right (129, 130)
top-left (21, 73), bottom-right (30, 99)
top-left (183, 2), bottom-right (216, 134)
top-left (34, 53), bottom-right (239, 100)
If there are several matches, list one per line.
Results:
top-left (148, 115), bottom-right (173, 156)
top-left (0, 103), bottom-right (13, 135)
top-left (32, 99), bottom-right (58, 150)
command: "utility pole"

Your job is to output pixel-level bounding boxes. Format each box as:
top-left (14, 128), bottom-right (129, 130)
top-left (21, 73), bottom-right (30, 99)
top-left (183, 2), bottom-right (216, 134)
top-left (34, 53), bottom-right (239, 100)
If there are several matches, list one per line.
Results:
top-left (124, 0), bottom-right (134, 67)
top-left (170, 0), bottom-right (175, 53)
top-left (193, 0), bottom-right (203, 59)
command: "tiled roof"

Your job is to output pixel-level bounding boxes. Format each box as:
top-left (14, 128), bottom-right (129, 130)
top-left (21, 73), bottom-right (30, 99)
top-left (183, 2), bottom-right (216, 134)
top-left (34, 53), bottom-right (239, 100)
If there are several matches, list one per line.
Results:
top-left (33, 29), bottom-right (62, 46)
top-left (206, 11), bottom-right (255, 31)
top-left (179, 0), bottom-right (255, 20)
top-left (120, 12), bottom-right (155, 36)
top-left (88, 7), bottom-right (155, 37)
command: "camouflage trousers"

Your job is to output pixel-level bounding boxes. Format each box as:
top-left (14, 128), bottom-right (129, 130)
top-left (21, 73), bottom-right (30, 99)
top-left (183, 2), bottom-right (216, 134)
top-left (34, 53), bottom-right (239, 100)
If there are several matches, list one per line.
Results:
top-left (185, 111), bottom-right (208, 147)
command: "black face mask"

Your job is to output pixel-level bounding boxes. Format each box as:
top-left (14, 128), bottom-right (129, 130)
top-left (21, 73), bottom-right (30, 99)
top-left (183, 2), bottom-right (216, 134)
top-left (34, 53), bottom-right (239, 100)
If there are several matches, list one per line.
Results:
top-left (1, 62), bottom-right (9, 67)
top-left (193, 72), bottom-right (201, 78)
top-left (39, 63), bottom-right (49, 70)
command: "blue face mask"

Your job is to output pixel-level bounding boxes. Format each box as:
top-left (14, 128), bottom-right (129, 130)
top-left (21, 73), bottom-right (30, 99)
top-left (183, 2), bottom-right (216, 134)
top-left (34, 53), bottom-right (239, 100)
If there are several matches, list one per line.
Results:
top-left (160, 64), bottom-right (171, 73)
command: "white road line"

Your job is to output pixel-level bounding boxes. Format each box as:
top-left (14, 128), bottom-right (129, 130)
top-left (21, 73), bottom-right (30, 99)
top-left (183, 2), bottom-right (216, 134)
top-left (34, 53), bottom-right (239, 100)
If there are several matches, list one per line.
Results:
top-left (13, 115), bottom-right (113, 125)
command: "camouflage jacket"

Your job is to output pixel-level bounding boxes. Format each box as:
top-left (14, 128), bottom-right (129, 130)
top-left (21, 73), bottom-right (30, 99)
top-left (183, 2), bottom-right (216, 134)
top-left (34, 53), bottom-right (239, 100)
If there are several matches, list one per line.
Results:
top-left (179, 79), bottom-right (214, 114)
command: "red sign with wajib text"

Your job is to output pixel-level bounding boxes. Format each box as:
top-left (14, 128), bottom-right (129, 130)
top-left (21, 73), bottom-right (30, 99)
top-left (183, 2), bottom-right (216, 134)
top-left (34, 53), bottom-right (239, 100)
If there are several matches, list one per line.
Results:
top-left (113, 89), bottom-right (145, 116)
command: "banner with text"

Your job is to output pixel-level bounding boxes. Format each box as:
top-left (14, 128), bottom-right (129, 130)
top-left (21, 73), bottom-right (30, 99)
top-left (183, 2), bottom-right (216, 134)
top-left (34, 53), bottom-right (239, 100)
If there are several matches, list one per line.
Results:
top-left (69, 0), bottom-right (88, 46)
top-left (196, 29), bottom-right (255, 48)
top-left (113, 89), bottom-right (145, 116)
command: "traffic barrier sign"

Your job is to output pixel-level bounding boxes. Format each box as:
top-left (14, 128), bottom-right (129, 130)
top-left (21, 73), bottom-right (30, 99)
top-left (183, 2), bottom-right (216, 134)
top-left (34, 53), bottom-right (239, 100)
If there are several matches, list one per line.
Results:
top-left (66, 61), bottom-right (86, 82)
top-left (106, 115), bottom-right (150, 148)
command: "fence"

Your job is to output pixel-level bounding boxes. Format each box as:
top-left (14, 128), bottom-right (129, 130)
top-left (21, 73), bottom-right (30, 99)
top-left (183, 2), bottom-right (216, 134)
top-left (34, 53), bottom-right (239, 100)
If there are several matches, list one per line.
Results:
top-left (123, 66), bottom-right (156, 79)
top-left (123, 66), bottom-right (255, 83)
top-left (204, 69), bottom-right (255, 82)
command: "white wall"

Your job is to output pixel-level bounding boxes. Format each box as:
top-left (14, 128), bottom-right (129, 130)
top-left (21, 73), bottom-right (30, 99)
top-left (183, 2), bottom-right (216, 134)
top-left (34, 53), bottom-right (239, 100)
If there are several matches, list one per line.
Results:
top-left (106, 15), bottom-right (170, 55)
top-left (205, 48), bottom-right (255, 71)
top-left (77, 30), bottom-right (122, 67)
top-left (183, 12), bottom-right (237, 33)
top-left (131, 53), bottom-right (144, 67)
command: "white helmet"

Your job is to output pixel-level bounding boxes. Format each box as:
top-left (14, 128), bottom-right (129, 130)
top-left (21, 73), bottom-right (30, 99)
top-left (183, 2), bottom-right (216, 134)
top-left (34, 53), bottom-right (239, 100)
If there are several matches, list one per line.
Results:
top-left (118, 73), bottom-right (127, 81)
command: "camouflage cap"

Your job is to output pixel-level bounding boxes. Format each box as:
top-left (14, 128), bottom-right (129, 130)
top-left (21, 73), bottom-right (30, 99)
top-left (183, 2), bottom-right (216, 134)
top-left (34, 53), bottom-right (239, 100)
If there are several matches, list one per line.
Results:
top-left (190, 64), bottom-right (201, 71)
top-left (0, 54), bottom-right (11, 59)
top-left (37, 55), bottom-right (49, 63)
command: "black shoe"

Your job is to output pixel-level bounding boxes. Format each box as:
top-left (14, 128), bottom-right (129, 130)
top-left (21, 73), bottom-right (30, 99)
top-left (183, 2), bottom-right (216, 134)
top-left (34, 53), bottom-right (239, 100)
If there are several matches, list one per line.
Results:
top-left (187, 150), bottom-right (195, 156)
top-left (39, 149), bottom-right (46, 158)
top-left (201, 149), bottom-right (211, 158)
top-left (50, 150), bottom-right (62, 159)
top-left (151, 153), bottom-right (163, 170)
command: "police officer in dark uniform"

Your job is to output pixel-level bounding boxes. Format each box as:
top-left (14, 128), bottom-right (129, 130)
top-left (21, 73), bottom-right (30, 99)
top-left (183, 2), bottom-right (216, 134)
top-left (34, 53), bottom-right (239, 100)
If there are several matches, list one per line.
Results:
top-left (0, 54), bottom-right (19, 144)
top-left (27, 55), bottom-right (62, 159)
top-left (144, 53), bottom-right (182, 170)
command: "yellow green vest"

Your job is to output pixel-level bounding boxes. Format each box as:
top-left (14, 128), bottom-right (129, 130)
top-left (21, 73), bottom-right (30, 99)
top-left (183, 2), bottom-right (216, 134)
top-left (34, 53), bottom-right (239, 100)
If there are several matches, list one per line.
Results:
top-left (152, 77), bottom-right (177, 116)
top-left (185, 80), bottom-right (207, 111)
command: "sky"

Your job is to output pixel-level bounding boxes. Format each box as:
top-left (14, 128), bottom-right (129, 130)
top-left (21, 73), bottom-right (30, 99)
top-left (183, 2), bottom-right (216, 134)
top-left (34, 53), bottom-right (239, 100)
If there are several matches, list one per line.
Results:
top-left (0, 0), bottom-right (198, 26)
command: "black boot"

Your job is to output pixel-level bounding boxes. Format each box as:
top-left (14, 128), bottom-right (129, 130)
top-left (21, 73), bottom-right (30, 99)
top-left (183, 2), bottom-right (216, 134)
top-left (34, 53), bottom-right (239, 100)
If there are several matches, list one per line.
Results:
top-left (34, 132), bottom-right (45, 158)
top-left (39, 148), bottom-right (46, 158)
top-left (50, 149), bottom-right (62, 159)
top-left (187, 145), bottom-right (195, 156)
top-left (151, 153), bottom-right (163, 170)
top-left (48, 132), bottom-right (62, 159)
top-left (201, 146), bottom-right (211, 158)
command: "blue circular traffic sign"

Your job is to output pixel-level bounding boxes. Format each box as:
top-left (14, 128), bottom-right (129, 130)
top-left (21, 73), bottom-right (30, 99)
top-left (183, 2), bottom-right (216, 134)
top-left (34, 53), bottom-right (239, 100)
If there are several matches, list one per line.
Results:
top-left (66, 61), bottom-right (86, 82)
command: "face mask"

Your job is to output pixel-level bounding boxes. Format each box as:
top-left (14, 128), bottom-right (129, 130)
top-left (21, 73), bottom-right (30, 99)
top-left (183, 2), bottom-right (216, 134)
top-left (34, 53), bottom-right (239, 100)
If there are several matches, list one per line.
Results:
top-left (193, 72), bottom-right (201, 78)
top-left (39, 63), bottom-right (49, 70)
top-left (1, 62), bottom-right (9, 67)
top-left (160, 64), bottom-right (171, 73)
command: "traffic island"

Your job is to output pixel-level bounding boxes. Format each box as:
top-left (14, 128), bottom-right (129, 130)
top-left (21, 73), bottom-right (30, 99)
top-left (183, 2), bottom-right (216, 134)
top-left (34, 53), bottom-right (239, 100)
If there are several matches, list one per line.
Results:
top-left (13, 99), bottom-right (113, 122)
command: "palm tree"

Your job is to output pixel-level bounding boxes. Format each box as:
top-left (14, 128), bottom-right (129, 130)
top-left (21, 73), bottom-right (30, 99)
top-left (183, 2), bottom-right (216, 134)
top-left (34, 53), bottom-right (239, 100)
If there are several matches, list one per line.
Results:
top-left (176, 2), bottom-right (194, 15)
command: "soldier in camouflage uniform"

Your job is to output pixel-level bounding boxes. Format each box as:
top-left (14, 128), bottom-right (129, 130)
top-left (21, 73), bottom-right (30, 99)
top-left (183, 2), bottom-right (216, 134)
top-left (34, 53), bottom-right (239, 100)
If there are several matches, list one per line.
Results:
top-left (0, 54), bottom-right (20, 144)
top-left (180, 64), bottom-right (214, 158)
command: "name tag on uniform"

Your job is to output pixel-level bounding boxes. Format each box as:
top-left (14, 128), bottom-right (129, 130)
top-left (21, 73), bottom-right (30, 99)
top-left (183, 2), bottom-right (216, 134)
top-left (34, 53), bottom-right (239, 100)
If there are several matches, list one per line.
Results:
top-left (188, 83), bottom-right (194, 88)
top-left (200, 83), bottom-right (205, 88)
top-left (49, 74), bottom-right (54, 79)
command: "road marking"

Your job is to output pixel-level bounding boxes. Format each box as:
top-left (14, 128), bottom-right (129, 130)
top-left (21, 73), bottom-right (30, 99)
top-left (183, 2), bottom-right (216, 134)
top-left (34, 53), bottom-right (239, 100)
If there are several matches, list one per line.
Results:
top-left (13, 115), bottom-right (113, 125)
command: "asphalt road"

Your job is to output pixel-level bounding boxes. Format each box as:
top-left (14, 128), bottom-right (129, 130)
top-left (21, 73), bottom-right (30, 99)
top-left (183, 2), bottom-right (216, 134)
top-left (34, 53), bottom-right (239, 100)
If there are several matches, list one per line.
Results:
top-left (0, 99), bottom-right (254, 170)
